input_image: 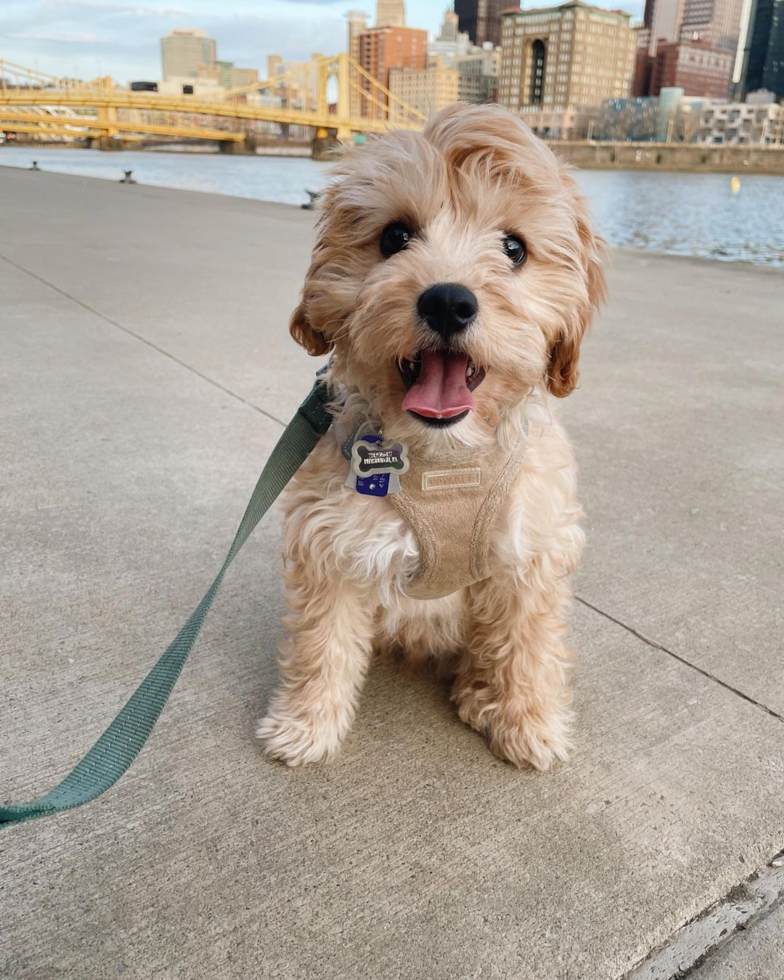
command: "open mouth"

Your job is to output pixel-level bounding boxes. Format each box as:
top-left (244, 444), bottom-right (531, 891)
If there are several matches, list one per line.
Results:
top-left (398, 350), bottom-right (486, 428)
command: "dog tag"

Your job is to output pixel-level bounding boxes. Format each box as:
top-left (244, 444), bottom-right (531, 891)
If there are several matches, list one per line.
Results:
top-left (347, 435), bottom-right (407, 497)
top-left (351, 437), bottom-right (409, 478)
top-left (356, 472), bottom-right (391, 497)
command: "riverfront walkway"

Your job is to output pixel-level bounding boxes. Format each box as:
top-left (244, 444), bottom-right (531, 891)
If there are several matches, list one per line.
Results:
top-left (1, 167), bottom-right (783, 980)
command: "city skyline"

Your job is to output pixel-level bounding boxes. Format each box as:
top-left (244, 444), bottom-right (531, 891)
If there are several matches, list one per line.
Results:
top-left (2, 0), bottom-right (646, 83)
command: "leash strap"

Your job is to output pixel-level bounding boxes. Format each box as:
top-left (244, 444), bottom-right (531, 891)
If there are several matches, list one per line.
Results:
top-left (0, 378), bottom-right (333, 827)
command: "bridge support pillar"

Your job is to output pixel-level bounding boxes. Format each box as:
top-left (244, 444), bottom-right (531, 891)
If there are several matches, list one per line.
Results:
top-left (312, 129), bottom-right (342, 161)
top-left (91, 136), bottom-right (124, 151)
top-left (220, 136), bottom-right (256, 155)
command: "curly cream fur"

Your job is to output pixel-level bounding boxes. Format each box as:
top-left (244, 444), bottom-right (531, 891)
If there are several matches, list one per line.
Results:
top-left (257, 104), bottom-right (606, 769)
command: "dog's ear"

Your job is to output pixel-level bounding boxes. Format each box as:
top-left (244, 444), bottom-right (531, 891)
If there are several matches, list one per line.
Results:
top-left (289, 300), bottom-right (330, 356)
top-left (547, 170), bottom-right (608, 398)
top-left (547, 337), bottom-right (581, 399)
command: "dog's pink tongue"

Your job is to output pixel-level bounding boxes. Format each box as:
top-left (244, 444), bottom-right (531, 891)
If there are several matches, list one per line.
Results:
top-left (402, 350), bottom-right (476, 419)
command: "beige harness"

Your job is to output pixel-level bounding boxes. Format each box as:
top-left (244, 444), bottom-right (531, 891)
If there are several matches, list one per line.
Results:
top-left (389, 434), bottom-right (528, 600)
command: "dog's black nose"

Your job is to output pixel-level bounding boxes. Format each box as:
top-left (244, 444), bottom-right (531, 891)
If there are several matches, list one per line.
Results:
top-left (417, 283), bottom-right (478, 339)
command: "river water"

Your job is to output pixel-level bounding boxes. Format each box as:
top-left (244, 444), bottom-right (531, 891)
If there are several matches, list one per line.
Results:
top-left (2, 145), bottom-right (782, 265)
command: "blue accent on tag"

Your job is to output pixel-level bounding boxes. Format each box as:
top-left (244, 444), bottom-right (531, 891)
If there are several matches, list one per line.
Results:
top-left (347, 434), bottom-right (389, 496)
top-left (353, 435), bottom-right (386, 495)
top-left (356, 472), bottom-right (390, 497)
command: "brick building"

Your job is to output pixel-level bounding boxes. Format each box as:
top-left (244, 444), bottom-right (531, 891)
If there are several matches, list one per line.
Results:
top-left (358, 25), bottom-right (428, 116)
top-left (649, 39), bottom-right (733, 95)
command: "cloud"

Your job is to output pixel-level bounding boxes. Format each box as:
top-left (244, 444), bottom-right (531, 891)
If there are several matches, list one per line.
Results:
top-left (43, 0), bottom-right (192, 15)
top-left (9, 30), bottom-right (108, 43)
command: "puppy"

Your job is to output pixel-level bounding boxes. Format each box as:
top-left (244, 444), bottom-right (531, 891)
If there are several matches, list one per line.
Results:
top-left (257, 104), bottom-right (606, 770)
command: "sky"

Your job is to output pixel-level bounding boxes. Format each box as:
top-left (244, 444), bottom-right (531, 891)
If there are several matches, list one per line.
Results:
top-left (2, 0), bottom-right (643, 83)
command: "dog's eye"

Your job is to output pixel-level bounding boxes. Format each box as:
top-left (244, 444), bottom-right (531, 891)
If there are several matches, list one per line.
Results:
top-left (502, 235), bottom-right (527, 267)
top-left (380, 222), bottom-right (413, 258)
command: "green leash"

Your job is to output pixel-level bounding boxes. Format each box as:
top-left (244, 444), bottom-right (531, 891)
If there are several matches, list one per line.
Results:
top-left (0, 378), bottom-right (333, 828)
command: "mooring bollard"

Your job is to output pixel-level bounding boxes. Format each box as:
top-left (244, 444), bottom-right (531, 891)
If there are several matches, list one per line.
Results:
top-left (119, 170), bottom-right (137, 184)
top-left (30, 161), bottom-right (40, 171)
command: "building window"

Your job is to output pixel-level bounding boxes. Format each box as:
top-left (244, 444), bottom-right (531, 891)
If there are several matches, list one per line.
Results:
top-left (530, 39), bottom-right (546, 104)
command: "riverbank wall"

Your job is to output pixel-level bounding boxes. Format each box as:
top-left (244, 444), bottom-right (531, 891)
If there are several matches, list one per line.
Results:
top-left (550, 140), bottom-right (784, 174)
top-left (4, 136), bottom-right (783, 173)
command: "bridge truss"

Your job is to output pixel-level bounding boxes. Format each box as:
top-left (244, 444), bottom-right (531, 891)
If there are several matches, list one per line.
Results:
top-left (0, 55), bottom-right (426, 147)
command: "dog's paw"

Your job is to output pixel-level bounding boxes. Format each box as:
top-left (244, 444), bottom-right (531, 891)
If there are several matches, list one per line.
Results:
top-left (488, 712), bottom-right (573, 771)
top-left (256, 705), bottom-right (344, 767)
top-left (456, 690), bottom-right (573, 771)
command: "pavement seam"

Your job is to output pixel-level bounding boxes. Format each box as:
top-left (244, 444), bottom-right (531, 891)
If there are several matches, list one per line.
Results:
top-left (575, 595), bottom-right (784, 724)
top-left (621, 854), bottom-right (784, 980)
top-left (0, 252), bottom-right (288, 430)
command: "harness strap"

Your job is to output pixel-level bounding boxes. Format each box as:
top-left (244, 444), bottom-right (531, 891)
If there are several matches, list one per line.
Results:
top-left (389, 428), bottom-right (529, 601)
top-left (0, 378), bottom-right (333, 828)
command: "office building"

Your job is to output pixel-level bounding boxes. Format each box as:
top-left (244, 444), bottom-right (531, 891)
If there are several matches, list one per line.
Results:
top-left (389, 47), bottom-right (499, 113)
top-left (633, 25), bottom-right (654, 94)
top-left (357, 25), bottom-right (427, 116)
top-left (756, 0), bottom-right (783, 97)
top-left (347, 11), bottom-right (369, 117)
top-left (389, 64), bottom-right (460, 113)
top-left (440, 6), bottom-right (460, 40)
top-left (455, 0), bottom-right (505, 47)
top-left (265, 54), bottom-right (323, 109)
top-left (733, 0), bottom-right (784, 97)
top-left (679, 0), bottom-right (746, 51)
top-left (197, 61), bottom-right (258, 90)
top-left (429, 6), bottom-right (473, 64)
top-left (160, 28), bottom-right (216, 81)
top-left (649, 39), bottom-right (734, 95)
top-left (454, 48), bottom-right (500, 100)
top-left (376, 0), bottom-right (406, 28)
top-left (642, 0), bottom-right (687, 50)
top-left (347, 11), bottom-right (368, 62)
top-left (267, 55), bottom-right (283, 79)
top-left (654, 83), bottom-right (684, 137)
top-left (498, 2), bottom-right (637, 138)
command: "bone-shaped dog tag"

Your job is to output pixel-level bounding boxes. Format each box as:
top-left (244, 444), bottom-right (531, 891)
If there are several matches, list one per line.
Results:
top-left (347, 435), bottom-right (408, 497)
top-left (351, 438), bottom-right (410, 478)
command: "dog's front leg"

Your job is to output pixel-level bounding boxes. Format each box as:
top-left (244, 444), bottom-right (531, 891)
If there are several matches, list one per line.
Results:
top-left (453, 562), bottom-right (576, 771)
top-left (257, 565), bottom-right (376, 766)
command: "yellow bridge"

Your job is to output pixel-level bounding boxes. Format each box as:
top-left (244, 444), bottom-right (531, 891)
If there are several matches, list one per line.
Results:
top-left (0, 54), bottom-right (426, 149)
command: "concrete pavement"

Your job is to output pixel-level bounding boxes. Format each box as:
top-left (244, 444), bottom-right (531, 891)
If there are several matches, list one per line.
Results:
top-left (1, 167), bottom-right (783, 980)
top-left (693, 903), bottom-right (784, 979)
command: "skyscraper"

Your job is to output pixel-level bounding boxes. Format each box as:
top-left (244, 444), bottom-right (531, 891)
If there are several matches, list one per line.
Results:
top-left (440, 6), bottom-right (460, 41)
top-left (679, 0), bottom-right (746, 51)
top-left (376, 0), bottom-right (406, 28)
top-left (761, 0), bottom-right (784, 93)
top-left (733, 0), bottom-right (784, 96)
top-left (160, 28), bottom-right (216, 81)
top-left (455, 0), bottom-right (505, 47)
top-left (644, 0), bottom-right (687, 49)
top-left (428, 6), bottom-right (472, 64)
top-left (347, 10), bottom-right (369, 115)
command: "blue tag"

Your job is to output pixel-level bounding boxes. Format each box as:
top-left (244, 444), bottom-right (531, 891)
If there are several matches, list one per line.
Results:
top-left (356, 472), bottom-right (390, 497)
top-left (345, 433), bottom-right (408, 497)
top-left (352, 434), bottom-right (388, 496)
